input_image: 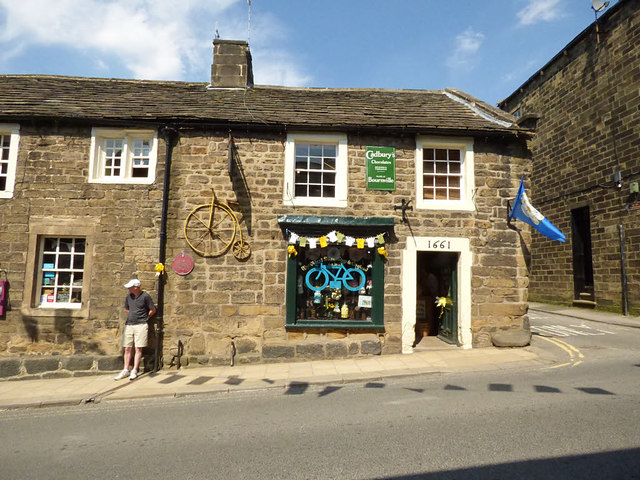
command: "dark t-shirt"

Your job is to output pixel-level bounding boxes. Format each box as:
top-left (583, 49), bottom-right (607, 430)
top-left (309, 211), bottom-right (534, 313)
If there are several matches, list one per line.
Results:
top-left (124, 291), bottom-right (155, 325)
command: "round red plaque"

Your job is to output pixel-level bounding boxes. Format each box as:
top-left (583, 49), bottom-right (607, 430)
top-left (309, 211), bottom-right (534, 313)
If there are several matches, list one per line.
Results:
top-left (172, 253), bottom-right (194, 276)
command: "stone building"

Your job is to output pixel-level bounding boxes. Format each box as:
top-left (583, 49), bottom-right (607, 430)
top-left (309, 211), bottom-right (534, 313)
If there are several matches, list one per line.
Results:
top-left (499, 0), bottom-right (640, 315)
top-left (0, 39), bottom-right (533, 379)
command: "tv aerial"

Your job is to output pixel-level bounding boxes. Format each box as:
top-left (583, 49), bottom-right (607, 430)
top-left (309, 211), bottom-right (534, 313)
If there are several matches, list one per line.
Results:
top-left (591, 0), bottom-right (609, 13)
top-left (591, 0), bottom-right (610, 43)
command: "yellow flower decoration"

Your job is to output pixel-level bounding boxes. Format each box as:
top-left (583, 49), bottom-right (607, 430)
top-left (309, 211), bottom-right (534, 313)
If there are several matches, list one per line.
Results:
top-left (154, 263), bottom-right (165, 277)
top-left (435, 296), bottom-right (453, 319)
top-left (377, 246), bottom-right (388, 258)
top-left (287, 245), bottom-right (298, 257)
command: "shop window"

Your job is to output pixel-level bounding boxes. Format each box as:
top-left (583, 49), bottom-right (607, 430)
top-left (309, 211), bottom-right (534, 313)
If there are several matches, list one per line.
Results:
top-left (36, 237), bottom-right (85, 308)
top-left (22, 221), bottom-right (95, 319)
top-left (286, 244), bottom-right (384, 329)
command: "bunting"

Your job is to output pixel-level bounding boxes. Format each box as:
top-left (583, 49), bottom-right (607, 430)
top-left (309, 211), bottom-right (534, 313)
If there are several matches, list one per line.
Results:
top-left (285, 229), bottom-right (389, 250)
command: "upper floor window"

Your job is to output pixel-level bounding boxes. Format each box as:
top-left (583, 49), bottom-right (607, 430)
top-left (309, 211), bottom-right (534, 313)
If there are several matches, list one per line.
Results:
top-left (0, 123), bottom-right (20, 199)
top-left (89, 128), bottom-right (158, 184)
top-left (284, 133), bottom-right (348, 208)
top-left (416, 136), bottom-right (474, 211)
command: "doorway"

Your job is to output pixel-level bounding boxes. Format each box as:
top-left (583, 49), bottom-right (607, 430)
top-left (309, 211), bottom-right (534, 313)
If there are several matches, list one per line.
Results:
top-left (414, 251), bottom-right (458, 346)
top-left (571, 206), bottom-right (594, 303)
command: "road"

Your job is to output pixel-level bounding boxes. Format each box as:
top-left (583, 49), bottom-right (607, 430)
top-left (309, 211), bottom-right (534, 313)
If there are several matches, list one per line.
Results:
top-left (1, 310), bottom-right (639, 479)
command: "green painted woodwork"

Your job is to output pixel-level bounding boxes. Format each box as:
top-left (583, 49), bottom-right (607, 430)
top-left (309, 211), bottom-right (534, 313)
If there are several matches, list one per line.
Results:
top-left (438, 254), bottom-right (459, 344)
top-left (285, 249), bottom-right (385, 330)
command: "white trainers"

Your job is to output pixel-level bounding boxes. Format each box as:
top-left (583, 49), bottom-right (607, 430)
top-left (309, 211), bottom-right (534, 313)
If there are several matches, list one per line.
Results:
top-left (114, 369), bottom-right (129, 380)
top-left (129, 370), bottom-right (138, 381)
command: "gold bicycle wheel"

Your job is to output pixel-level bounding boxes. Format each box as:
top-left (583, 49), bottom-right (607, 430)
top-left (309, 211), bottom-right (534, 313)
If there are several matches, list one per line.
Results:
top-left (232, 240), bottom-right (251, 260)
top-left (184, 204), bottom-right (237, 257)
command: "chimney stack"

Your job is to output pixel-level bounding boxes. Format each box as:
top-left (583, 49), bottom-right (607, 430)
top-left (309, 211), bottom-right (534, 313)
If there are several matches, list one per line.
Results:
top-left (210, 39), bottom-right (254, 89)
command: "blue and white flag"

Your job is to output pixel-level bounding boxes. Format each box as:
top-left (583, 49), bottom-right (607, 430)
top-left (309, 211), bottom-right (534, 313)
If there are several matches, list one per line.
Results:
top-left (509, 176), bottom-right (566, 242)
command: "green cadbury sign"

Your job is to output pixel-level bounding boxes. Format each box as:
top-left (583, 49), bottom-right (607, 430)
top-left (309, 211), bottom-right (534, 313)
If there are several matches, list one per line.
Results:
top-left (366, 146), bottom-right (396, 191)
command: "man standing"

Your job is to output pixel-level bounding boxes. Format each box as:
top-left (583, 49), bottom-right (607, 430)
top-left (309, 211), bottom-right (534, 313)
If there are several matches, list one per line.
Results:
top-left (115, 279), bottom-right (156, 380)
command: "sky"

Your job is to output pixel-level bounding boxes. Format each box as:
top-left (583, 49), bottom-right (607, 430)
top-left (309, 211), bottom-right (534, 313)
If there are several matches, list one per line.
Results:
top-left (0, 0), bottom-right (617, 106)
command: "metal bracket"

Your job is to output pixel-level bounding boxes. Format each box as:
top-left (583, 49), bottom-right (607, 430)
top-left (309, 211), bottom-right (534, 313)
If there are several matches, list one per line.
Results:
top-left (393, 199), bottom-right (413, 223)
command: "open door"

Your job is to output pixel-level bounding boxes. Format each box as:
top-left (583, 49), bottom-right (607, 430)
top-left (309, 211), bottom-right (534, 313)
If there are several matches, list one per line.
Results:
top-left (571, 206), bottom-right (594, 303)
top-left (415, 251), bottom-right (458, 345)
top-left (437, 254), bottom-right (458, 344)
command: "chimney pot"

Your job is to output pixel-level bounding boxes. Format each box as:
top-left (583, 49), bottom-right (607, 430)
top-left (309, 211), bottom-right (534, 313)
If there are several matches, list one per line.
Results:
top-left (210, 39), bottom-right (254, 88)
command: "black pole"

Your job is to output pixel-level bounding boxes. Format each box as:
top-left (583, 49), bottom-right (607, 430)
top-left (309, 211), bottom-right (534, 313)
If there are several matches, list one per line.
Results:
top-left (618, 224), bottom-right (629, 316)
top-left (154, 126), bottom-right (178, 372)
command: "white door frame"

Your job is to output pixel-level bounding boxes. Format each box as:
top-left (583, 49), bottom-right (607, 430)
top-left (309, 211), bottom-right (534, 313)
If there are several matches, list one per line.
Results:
top-left (401, 237), bottom-right (472, 353)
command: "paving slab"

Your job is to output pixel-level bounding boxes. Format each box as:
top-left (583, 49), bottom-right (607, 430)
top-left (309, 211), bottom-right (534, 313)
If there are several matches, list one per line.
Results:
top-left (0, 343), bottom-right (551, 410)
top-left (529, 302), bottom-right (640, 328)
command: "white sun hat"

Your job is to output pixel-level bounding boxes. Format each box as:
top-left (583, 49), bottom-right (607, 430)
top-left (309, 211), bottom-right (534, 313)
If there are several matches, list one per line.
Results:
top-left (124, 279), bottom-right (141, 288)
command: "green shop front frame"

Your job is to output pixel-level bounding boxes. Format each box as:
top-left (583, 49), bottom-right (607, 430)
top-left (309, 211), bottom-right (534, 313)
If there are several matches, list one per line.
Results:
top-left (279, 215), bottom-right (394, 330)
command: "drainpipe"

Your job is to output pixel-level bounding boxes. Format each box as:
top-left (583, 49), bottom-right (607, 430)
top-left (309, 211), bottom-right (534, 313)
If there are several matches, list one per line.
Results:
top-left (618, 224), bottom-right (629, 316)
top-left (154, 126), bottom-right (179, 372)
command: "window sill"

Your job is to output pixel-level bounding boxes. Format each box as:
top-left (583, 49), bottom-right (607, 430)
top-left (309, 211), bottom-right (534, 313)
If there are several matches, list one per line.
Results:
top-left (37, 303), bottom-right (82, 309)
top-left (417, 201), bottom-right (474, 212)
top-left (284, 197), bottom-right (347, 208)
top-left (88, 177), bottom-right (155, 185)
top-left (21, 305), bottom-right (88, 319)
top-left (286, 320), bottom-right (384, 330)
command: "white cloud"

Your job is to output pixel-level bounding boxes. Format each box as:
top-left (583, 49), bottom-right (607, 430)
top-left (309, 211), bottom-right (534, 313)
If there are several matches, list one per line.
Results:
top-left (517, 0), bottom-right (563, 26)
top-left (446, 28), bottom-right (485, 71)
top-left (244, 10), bottom-right (311, 87)
top-left (253, 51), bottom-right (311, 87)
top-left (501, 59), bottom-right (541, 85)
top-left (0, 0), bottom-right (312, 85)
top-left (0, 0), bottom-right (238, 79)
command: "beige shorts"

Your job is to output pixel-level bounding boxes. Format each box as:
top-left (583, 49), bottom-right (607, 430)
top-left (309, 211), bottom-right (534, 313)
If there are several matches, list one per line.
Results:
top-left (122, 323), bottom-right (149, 348)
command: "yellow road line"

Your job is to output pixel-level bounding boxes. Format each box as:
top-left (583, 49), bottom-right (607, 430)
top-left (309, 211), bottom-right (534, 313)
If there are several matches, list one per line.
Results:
top-left (536, 335), bottom-right (584, 369)
top-left (545, 362), bottom-right (572, 370)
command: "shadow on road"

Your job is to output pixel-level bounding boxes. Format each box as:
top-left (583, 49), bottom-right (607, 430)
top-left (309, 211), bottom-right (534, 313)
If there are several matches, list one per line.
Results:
top-left (371, 447), bottom-right (640, 479)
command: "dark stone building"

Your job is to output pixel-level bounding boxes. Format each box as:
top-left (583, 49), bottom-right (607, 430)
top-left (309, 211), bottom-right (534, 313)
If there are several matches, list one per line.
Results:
top-left (499, 0), bottom-right (640, 316)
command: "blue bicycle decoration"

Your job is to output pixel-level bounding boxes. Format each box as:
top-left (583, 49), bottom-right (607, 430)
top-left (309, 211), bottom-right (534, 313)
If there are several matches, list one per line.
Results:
top-left (305, 262), bottom-right (366, 292)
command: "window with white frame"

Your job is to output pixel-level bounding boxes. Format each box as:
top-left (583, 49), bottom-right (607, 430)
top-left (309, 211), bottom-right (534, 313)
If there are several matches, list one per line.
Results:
top-left (89, 128), bottom-right (158, 184)
top-left (284, 133), bottom-right (348, 207)
top-left (416, 136), bottom-right (474, 211)
top-left (0, 124), bottom-right (20, 199)
top-left (36, 237), bottom-right (85, 308)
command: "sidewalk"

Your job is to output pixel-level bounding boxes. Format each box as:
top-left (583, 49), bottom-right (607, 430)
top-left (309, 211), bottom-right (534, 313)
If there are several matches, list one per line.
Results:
top-left (0, 346), bottom-right (543, 410)
top-left (1, 302), bottom-right (636, 411)
top-left (529, 302), bottom-right (640, 329)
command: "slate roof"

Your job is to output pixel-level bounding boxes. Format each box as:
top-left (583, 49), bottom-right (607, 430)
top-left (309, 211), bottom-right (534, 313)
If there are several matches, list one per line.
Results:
top-left (0, 75), bottom-right (525, 137)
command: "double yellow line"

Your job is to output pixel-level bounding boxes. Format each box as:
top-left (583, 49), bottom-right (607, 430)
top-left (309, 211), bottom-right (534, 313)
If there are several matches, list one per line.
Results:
top-left (537, 335), bottom-right (584, 369)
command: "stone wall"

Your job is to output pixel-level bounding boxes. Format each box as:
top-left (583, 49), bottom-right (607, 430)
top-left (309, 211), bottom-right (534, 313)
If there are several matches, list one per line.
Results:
top-left (0, 122), bottom-right (531, 379)
top-left (159, 130), bottom-right (530, 361)
top-left (0, 124), bottom-right (164, 365)
top-left (499, 1), bottom-right (640, 314)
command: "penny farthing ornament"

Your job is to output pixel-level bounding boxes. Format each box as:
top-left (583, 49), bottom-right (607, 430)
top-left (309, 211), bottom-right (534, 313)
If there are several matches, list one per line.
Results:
top-left (183, 189), bottom-right (251, 260)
